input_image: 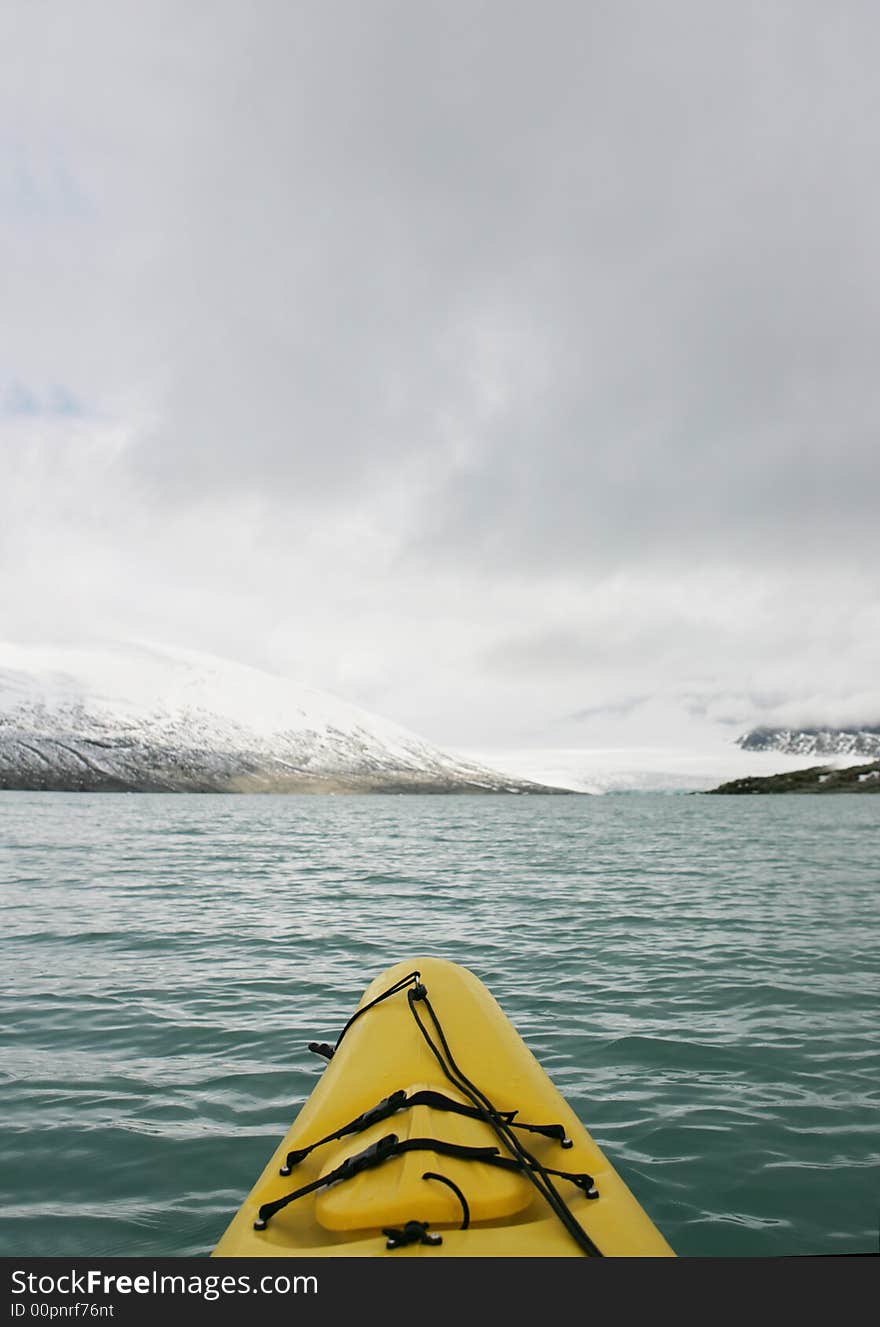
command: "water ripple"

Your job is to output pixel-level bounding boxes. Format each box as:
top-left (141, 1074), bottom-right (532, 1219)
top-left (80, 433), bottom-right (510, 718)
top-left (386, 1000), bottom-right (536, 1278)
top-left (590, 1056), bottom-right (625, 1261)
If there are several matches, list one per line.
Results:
top-left (0, 790), bottom-right (877, 1257)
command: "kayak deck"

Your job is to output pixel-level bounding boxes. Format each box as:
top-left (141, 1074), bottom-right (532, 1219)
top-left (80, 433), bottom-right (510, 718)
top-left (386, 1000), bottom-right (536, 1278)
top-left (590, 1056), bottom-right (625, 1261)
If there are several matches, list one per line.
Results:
top-left (212, 957), bottom-right (674, 1257)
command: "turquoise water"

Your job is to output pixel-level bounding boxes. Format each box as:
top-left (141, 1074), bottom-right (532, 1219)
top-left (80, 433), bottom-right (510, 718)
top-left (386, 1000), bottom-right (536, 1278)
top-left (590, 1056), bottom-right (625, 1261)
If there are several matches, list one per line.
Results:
top-left (0, 791), bottom-right (877, 1259)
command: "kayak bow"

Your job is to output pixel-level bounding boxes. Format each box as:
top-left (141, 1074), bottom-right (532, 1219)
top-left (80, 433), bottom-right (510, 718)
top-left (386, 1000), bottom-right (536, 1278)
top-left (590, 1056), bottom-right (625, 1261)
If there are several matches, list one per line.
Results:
top-left (212, 957), bottom-right (674, 1257)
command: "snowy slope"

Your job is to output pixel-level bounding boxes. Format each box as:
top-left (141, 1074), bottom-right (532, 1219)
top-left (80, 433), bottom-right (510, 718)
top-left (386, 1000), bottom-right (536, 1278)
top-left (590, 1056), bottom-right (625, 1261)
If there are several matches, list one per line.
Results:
top-left (737, 726), bottom-right (880, 758)
top-left (0, 642), bottom-right (566, 794)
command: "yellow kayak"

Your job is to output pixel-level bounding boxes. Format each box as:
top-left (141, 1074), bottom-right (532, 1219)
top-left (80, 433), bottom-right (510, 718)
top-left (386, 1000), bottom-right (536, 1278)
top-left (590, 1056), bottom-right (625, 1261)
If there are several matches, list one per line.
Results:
top-left (212, 957), bottom-right (674, 1257)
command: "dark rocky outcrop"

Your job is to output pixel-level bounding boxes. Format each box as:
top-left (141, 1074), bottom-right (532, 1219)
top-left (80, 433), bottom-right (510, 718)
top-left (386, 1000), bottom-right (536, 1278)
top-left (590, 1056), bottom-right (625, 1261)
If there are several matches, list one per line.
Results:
top-left (703, 761), bottom-right (880, 794)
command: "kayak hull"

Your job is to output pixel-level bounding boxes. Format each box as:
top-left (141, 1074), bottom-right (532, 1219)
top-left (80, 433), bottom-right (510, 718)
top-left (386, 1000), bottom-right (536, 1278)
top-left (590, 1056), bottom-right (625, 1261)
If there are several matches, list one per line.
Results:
top-left (212, 957), bottom-right (674, 1257)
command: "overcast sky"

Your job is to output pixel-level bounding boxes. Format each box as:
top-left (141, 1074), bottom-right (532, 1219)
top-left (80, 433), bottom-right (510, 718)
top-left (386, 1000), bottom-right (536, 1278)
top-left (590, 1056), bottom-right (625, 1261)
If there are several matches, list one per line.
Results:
top-left (2, 1), bottom-right (878, 749)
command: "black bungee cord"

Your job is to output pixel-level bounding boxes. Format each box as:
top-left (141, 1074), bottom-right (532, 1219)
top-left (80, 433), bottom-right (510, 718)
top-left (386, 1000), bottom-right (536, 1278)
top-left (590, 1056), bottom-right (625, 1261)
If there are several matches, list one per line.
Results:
top-left (404, 978), bottom-right (603, 1257)
top-left (264, 968), bottom-right (603, 1256)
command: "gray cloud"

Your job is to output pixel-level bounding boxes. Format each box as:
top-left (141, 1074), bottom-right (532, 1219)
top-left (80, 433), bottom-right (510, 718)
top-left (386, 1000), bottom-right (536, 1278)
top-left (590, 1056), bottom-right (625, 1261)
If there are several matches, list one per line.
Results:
top-left (2, 1), bottom-right (878, 747)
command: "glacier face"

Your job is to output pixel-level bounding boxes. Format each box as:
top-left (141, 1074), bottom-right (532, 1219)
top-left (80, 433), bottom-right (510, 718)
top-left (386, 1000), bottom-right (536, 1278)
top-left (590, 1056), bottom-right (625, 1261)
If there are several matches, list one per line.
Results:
top-left (737, 726), bottom-right (880, 757)
top-left (0, 642), bottom-right (566, 794)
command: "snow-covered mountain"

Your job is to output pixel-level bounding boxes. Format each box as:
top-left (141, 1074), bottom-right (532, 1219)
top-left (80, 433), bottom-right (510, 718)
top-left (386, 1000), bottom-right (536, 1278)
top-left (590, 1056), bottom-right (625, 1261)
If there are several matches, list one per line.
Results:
top-left (0, 642), bottom-right (567, 794)
top-left (737, 726), bottom-right (880, 758)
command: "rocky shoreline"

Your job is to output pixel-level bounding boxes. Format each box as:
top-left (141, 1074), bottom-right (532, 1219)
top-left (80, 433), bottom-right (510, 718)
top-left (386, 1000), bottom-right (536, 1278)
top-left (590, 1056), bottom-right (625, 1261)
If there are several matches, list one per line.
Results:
top-left (703, 761), bottom-right (880, 794)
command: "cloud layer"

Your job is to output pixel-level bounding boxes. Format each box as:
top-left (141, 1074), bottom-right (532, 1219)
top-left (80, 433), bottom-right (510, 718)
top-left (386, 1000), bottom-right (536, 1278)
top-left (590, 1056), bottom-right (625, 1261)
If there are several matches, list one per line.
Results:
top-left (2, 1), bottom-right (878, 746)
